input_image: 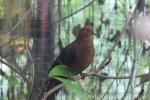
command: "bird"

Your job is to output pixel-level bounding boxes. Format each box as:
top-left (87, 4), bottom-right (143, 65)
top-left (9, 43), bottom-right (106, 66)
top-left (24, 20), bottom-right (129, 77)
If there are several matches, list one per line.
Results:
top-left (43, 22), bottom-right (95, 100)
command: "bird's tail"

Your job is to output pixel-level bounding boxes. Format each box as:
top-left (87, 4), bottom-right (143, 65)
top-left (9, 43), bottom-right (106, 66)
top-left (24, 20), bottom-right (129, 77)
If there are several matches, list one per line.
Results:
top-left (42, 78), bottom-right (61, 100)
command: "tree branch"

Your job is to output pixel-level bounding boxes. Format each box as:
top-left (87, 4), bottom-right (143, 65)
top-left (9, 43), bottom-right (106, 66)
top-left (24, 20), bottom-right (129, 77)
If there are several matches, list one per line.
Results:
top-left (0, 59), bottom-right (30, 84)
top-left (91, 73), bottom-right (150, 80)
top-left (41, 84), bottom-right (64, 100)
top-left (41, 70), bottom-right (150, 100)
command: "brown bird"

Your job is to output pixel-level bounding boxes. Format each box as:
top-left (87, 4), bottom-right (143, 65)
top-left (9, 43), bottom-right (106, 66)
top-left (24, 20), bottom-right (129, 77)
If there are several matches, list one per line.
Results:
top-left (43, 23), bottom-right (95, 100)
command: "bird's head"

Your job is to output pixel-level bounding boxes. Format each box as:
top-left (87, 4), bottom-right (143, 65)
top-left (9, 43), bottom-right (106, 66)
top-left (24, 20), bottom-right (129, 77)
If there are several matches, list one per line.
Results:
top-left (77, 23), bottom-right (94, 38)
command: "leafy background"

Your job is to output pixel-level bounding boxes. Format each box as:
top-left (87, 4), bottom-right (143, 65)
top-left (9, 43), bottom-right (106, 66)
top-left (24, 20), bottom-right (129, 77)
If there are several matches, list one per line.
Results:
top-left (0, 0), bottom-right (150, 100)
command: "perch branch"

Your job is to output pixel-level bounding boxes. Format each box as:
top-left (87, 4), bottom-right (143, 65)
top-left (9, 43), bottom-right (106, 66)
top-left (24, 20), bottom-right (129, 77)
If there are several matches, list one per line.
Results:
top-left (41, 71), bottom-right (150, 100)
top-left (91, 73), bottom-right (150, 80)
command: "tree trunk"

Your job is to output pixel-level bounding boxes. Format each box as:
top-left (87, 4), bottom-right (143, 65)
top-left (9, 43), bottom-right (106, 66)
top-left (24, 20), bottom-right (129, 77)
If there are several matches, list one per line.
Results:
top-left (30, 0), bottom-right (59, 99)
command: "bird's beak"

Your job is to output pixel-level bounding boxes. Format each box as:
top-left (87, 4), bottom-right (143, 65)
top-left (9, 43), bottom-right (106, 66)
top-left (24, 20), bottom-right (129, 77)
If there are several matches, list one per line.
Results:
top-left (92, 33), bottom-right (97, 36)
top-left (92, 33), bottom-right (96, 39)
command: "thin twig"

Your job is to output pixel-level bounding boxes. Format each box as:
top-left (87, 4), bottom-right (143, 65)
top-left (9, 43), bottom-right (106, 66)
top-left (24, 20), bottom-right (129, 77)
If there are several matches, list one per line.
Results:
top-left (0, 7), bottom-right (32, 48)
top-left (25, 38), bottom-right (35, 99)
top-left (41, 84), bottom-right (64, 100)
top-left (97, 56), bottom-right (112, 71)
top-left (0, 59), bottom-right (29, 84)
top-left (130, 37), bottom-right (137, 100)
top-left (100, 44), bottom-right (130, 99)
top-left (49, 0), bottom-right (96, 25)
top-left (134, 87), bottom-right (144, 100)
top-left (0, 35), bottom-right (23, 48)
top-left (121, 1), bottom-right (140, 99)
top-left (145, 82), bottom-right (150, 99)
top-left (91, 73), bottom-right (150, 80)
top-left (7, 7), bottom-right (32, 35)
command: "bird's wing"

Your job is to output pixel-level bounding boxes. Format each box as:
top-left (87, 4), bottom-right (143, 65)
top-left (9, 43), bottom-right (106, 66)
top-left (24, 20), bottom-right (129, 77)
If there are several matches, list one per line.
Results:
top-left (44, 43), bottom-right (77, 99)
top-left (49, 42), bottom-right (77, 72)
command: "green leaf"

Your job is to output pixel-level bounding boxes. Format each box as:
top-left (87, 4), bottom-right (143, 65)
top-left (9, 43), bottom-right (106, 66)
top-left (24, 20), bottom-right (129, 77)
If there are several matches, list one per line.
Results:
top-left (48, 65), bottom-right (93, 99)
top-left (48, 65), bottom-right (76, 78)
top-left (54, 77), bottom-right (92, 100)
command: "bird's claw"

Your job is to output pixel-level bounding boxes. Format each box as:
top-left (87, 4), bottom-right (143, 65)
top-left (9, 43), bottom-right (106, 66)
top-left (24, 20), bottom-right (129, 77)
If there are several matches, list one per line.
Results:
top-left (80, 73), bottom-right (87, 79)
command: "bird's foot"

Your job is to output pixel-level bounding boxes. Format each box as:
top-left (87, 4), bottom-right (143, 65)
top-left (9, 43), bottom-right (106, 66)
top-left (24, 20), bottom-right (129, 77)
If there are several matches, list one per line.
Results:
top-left (80, 72), bottom-right (87, 79)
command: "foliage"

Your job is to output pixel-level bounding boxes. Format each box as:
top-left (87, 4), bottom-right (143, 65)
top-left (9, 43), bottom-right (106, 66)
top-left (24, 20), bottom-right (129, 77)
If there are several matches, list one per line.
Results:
top-left (49, 65), bottom-right (93, 100)
top-left (48, 65), bottom-right (75, 78)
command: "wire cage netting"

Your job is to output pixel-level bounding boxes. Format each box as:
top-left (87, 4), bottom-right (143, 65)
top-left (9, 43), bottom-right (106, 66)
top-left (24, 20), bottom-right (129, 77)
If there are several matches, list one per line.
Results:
top-left (0, 0), bottom-right (150, 100)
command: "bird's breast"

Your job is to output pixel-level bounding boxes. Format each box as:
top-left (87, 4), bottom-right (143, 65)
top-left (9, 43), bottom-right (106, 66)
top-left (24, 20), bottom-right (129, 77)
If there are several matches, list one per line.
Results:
top-left (72, 40), bottom-right (95, 73)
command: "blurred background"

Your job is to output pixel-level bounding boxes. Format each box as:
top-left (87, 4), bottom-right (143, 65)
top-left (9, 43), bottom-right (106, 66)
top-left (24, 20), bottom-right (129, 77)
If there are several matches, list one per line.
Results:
top-left (0, 0), bottom-right (150, 100)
